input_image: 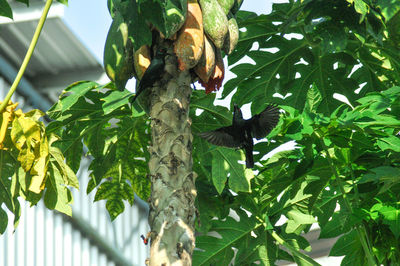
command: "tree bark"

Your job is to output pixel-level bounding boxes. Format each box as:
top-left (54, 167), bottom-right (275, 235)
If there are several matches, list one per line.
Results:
top-left (147, 41), bottom-right (196, 266)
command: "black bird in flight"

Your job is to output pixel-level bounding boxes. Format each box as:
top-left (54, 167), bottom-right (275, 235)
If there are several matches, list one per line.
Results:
top-left (198, 104), bottom-right (280, 168)
top-left (130, 48), bottom-right (169, 104)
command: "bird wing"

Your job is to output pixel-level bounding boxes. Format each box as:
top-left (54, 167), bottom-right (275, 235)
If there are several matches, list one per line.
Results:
top-left (198, 126), bottom-right (241, 148)
top-left (248, 104), bottom-right (280, 140)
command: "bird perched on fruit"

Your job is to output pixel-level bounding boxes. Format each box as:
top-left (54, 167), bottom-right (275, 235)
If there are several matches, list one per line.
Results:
top-left (198, 104), bottom-right (280, 168)
top-left (130, 48), bottom-right (169, 104)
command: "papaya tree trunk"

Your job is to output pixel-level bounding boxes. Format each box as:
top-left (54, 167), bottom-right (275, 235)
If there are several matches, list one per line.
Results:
top-left (147, 42), bottom-right (196, 265)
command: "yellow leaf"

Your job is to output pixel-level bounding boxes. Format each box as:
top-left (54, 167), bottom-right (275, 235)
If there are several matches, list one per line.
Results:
top-left (17, 146), bottom-right (35, 171)
top-left (11, 116), bottom-right (40, 150)
top-left (19, 116), bottom-right (41, 142)
top-left (11, 115), bottom-right (43, 169)
top-left (0, 101), bottom-right (18, 149)
top-left (24, 109), bottom-right (45, 121)
top-left (14, 109), bottom-right (24, 117)
top-left (29, 173), bottom-right (44, 194)
top-left (29, 135), bottom-right (49, 193)
top-left (30, 155), bottom-right (47, 192)
top-left (17, 167), bottom-right (29, 196)
top-left (10, 109), bottom-right (50, 193)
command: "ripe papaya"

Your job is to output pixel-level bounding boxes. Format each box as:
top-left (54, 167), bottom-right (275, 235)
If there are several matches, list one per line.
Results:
top-left (223, 15), bottom-right (239, 55)
top-left (134, 45), bottom-right (151, 80)
top-left (199, 48), bottom-right (224, 94)
top-left (199, 0), bottom-right (228, 49)
top-left (103, 14), bottom-right (135, 91)
top-left (217, 0), bottom-right (235, 15)
top-left (194, 35), bottom-right (216, 84)
top-left (174, 0), bottom-right (204, 71)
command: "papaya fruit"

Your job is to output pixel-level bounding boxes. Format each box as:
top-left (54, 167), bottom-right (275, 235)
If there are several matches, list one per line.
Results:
top-left (217, 0), bottom-right (235, 15)
top-left (139, 0), bottom-right (187, 39)
top-left (230, 0), bottom-right (243, 14)
top-left (223, 15), bottom-right (239, 54)
top-left (103, 14), bottom-right (135, 91)
top-left (134, 45), bottom-right (151, 80)
top-left (107, 0), bottom-right (114, 17)
top-left (194, 35), bottom-right (216, 84)
top-left (174, 0), bottom-right (204, 71)
top-left (199, 48), bottom-right (224, 94)
top-left (199, 0), bottom-right (229, 49)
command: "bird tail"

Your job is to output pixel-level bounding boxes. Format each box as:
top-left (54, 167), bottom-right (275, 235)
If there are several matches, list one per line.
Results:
top-left (244, 145), bottom-right (254, 168)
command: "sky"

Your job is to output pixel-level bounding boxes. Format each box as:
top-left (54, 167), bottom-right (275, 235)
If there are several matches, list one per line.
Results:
top-left (64, 0), bottom-right (112, 62)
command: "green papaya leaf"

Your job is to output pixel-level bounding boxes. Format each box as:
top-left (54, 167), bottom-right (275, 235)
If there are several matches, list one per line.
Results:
top-left (304, 83), bottom-right (322, 113)
top-left (94, 179), bottom-right (127, 221)
top-left (101, 89), bottom-right (132, 115)
top-left (193, 210), bottom-right (259, 265)
top-left (370, 203), bottom-right (400, 238)
top-left (47, 81), bottom-right (99, 120)
top-left (319, 212), bottom-right (352, 239)
top-left (0, 0), bottom-right (13, 19)
top-left (44, 161), bottom-right (74, 216)
top-left (329, 230), bottom-right (364, 265)
top-left (210, 147), bottom-right (253, 193)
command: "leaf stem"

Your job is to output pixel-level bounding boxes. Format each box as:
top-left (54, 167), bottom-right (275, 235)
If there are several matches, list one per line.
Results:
top-left (348, 163), bottom-right (360, 205)
top-left (0, 0), bottom-right (53, 113)
top-left (314, 130), bottom-right (376, 266)
top-left (270, 231), bottom-right (321, 266)
top-left (347, 158), bottom-right (375, 257)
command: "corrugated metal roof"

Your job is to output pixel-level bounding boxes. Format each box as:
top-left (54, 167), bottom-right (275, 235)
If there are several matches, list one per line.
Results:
top-left (0, 20), bottom-right (102, 77)
top-left (0, 1), bottom-right (106, 103)
top-left (0, 1), bottom-right (103, 85)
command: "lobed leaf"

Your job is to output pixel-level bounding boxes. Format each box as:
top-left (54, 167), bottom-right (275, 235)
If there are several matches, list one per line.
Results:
top-left (193, 210), bottom-right (259, 265)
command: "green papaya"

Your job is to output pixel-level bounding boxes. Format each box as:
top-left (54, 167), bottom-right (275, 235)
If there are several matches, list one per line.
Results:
top-left (199, 0), bottom-right (229, 49)
top-left (107, 0), bottom-right (114, 17)
top-left (223, 15), bottom-right (239, 54)
top-left (230, 0), bottom-right (243, 14)
top-left (217, 0), bottom-right (235, 15)
top-left (103, 14), bottom-right (135, 91)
